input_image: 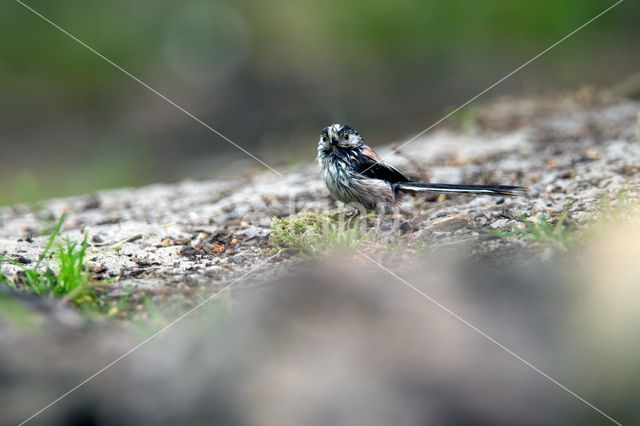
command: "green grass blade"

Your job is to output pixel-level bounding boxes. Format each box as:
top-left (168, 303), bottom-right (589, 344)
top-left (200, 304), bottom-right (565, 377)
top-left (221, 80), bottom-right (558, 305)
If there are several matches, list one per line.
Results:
top-left (538, 215), bottom-right (554, 238)
top-left (35, 212), bottom-right (67, 270)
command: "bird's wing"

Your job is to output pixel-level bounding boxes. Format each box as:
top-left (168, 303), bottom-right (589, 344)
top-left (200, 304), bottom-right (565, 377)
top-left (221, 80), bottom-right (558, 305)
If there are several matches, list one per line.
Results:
top-left (361, 146), bottom-right (382, 161)
top-left (353, 147), bottom-right (409, 183)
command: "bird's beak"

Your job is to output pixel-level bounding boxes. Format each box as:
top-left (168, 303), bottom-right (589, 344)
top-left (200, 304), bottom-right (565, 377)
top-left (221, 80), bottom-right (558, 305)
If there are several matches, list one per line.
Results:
top-left (328, 130), bottom-right (339, 146)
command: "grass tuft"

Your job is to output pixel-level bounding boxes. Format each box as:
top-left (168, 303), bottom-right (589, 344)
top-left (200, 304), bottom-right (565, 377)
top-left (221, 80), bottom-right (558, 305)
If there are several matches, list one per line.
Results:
top-left (0, 213), bottom-right (96, 307)
top-left (488, 206), bottom-right (574, 250)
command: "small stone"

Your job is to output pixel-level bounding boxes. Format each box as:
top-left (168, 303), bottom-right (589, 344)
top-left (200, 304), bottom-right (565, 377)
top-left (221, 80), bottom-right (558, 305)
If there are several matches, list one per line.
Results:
top-left (583, 149), bottom-right (600, 160)
top-left (14, 255), bottom-right (32, 264)
top-left (423, 214), bottom-right (470, 233)
top-left (191, 233), bottom-right (208, 250)
top-left (179, 246), bottom-right (201, 258)
top-left (211, 243), bottom-right (226, 254)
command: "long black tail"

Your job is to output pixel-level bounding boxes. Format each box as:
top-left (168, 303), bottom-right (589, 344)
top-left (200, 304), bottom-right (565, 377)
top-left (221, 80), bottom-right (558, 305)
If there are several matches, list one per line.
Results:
top-left (395, 182), bottom-right (526, 196)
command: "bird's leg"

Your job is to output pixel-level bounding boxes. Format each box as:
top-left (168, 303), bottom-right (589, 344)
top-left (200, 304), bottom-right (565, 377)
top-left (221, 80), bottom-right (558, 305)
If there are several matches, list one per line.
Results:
top-left (344, 202), bottom-right (367, 228)
top-left (375, 214), bottom-right (384, 238)
top-left (374, 205), bottom-right (386, 238)
top-left (345, 206), bottom-right (361, 219)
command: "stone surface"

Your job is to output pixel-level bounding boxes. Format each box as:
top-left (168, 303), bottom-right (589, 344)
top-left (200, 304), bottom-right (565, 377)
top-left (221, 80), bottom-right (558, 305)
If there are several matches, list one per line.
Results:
top-left (0, 96), bottom-right (639, 294)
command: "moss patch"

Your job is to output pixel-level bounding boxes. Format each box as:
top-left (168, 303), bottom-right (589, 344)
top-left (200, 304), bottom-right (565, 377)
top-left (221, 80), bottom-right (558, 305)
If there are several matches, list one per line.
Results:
top-left (270, 212), bottom-right (370, 256)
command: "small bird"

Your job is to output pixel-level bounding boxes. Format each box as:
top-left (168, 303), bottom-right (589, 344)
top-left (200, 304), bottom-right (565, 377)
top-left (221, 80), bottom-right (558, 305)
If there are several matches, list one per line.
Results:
top-left (317, 124), bottom-right (525, 232)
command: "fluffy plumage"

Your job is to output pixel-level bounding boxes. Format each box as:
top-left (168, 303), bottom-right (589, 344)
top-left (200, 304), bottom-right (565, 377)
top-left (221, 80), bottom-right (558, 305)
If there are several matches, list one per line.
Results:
top-left (317, 123), bottom-right (526, 211)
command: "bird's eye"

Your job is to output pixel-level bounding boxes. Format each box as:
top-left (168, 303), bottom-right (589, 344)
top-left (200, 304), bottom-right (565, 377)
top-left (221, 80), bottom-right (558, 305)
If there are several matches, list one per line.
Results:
top-left (322, 136), bottom-right (327, 142)
top-left (343, 133), bottom-right (349, 140)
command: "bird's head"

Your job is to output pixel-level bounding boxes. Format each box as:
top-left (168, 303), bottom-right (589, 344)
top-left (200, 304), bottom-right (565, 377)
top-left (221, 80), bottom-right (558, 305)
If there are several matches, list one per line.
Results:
top-left (318, 124), bottom-right (364, 153)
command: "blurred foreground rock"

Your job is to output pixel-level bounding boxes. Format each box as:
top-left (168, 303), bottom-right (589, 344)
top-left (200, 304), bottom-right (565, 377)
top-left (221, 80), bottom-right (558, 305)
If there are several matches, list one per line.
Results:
top-left (4, 259), bottom-right (639, 425)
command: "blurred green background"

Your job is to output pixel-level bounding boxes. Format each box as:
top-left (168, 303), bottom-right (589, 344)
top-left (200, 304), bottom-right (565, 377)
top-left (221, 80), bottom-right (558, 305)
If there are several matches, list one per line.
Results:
top-left (1, 0), bottom-right (638, 205)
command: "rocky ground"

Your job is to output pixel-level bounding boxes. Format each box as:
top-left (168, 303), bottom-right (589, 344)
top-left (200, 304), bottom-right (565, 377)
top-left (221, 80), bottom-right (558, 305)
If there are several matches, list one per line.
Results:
top-left (1, 93), bottom-right (639, 425)
top-left (1, 92), bottom-right (638, 297)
